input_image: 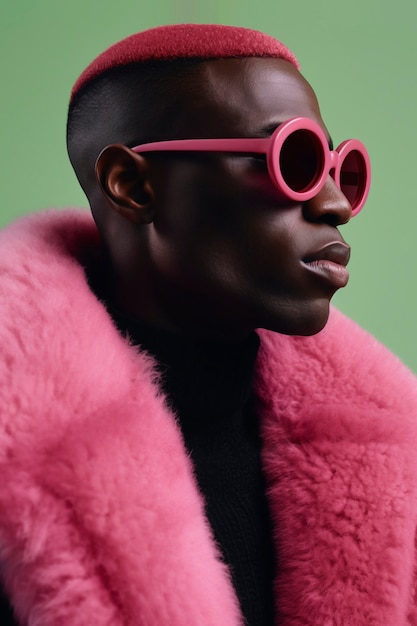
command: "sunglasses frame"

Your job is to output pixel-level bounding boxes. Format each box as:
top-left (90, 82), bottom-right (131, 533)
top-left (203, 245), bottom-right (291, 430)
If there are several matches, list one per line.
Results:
top-left (130, 116), bottom-right (371, 215)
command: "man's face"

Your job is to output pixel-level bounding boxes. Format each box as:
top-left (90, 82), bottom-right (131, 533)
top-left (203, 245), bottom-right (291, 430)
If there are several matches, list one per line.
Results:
top-left (141, 57), bottom-right (352, 339)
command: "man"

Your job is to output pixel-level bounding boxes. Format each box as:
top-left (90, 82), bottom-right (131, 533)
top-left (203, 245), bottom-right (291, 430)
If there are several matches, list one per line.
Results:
top-left (1, 24), bottom-right (417, 625)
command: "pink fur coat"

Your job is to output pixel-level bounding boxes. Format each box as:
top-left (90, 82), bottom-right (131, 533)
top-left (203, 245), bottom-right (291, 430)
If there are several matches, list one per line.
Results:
top-left (1, 209), bottom-right (417, 626)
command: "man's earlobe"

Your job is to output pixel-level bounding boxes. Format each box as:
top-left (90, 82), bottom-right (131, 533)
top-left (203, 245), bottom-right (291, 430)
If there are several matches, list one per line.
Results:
top-left (95, 144), bottom-right (155, 224)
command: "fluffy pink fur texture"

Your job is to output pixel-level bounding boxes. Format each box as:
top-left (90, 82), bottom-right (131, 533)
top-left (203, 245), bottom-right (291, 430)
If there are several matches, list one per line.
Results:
top-left (1, 209), bottom-right (417, 625)
top-left (71, 24), bottom-right (299, 99)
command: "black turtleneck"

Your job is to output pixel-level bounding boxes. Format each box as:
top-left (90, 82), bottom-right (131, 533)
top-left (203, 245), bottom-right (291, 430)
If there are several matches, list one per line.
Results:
top-left (109, 307), bottom-right (276, 626)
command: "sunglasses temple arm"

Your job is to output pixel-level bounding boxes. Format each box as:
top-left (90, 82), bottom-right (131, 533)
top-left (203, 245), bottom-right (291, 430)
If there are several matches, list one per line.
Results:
top-left (131, 137), bottom-right (270, 155)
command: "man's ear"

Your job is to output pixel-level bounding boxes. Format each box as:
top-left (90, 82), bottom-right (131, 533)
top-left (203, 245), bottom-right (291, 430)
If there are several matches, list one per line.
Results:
top-left (95, 144), bottom-right (155, 224)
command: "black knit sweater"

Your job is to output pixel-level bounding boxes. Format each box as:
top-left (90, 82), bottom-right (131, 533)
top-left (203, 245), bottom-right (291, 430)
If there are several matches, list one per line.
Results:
top-left (110, 309), bottom-right (276, 626)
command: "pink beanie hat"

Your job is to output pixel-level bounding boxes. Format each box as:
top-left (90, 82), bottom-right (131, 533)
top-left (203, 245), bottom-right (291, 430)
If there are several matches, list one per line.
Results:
top-left (71, 24), bottom-right (299, 100)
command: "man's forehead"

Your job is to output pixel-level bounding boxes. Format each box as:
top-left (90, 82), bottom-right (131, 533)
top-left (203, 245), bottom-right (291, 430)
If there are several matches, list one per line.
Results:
top-left (172, 57), bottom-right (324, 139)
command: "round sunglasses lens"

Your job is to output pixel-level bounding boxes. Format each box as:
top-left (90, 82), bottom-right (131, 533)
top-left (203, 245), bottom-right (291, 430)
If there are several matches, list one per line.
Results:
top-left (279, 129), bottom-right (323, 192)
top-left (339, 150), bottom-right (365, 210)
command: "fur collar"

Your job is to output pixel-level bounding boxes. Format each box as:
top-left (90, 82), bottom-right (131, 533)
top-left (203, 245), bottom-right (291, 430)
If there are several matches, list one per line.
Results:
top-left (1, 210), bottom-right (417, 625)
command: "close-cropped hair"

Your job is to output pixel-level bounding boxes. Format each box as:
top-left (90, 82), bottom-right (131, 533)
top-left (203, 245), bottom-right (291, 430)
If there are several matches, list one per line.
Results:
top-left (70, 24), bottom-right (298, 99)
top-left (67, 59), bottom-right (202, 197)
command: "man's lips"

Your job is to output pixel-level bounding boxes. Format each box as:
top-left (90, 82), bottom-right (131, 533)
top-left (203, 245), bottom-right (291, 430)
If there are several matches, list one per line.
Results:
top-left (302, 242), bottom-right (351, 288)
top-left (303, 242), bottom-right (351, 266)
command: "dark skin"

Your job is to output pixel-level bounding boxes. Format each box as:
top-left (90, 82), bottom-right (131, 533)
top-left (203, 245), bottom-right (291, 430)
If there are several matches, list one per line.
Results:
top-left (94, 57), bottom-right (352, 341)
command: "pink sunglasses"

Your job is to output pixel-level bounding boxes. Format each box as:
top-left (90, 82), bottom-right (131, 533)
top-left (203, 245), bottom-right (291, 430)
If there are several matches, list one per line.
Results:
top-left (131, 117), bottom-right (371, 216)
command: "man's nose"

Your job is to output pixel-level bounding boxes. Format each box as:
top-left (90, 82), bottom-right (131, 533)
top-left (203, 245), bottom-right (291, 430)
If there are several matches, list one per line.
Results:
top-left (303, 177), bottom-right (352, 226)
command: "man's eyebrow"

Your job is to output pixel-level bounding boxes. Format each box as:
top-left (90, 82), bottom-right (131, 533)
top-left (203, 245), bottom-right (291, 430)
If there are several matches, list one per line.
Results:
top-left (256, 122), bottom-right (334, 151)
top-left (256, 122), bottom-right (282, 137)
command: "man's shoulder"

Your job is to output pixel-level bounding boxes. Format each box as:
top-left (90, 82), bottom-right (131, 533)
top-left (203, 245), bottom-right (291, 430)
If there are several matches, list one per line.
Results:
top-left (260, 307), bottom-right (415, 382)
top-left (0, 208), bottom-right (97, 257)
top-left (0, 208), bottom-right (111, 392)
top-left (0, 208), bottom-right (101, 322)
top-left (256, 309), bottom-right (417, 431)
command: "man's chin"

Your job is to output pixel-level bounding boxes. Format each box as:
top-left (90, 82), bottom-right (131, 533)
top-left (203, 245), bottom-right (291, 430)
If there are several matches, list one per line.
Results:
top-left (261, 301), bottom-right (331, 337)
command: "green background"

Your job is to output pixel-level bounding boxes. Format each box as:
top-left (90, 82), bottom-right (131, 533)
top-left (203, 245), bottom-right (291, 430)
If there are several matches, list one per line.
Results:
top-left (1, 0), bottom-right (416, 372)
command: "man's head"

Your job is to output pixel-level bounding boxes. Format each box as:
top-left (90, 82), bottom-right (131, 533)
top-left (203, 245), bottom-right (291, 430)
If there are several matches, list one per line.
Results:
top-left (67, 25), bottom-right (358, 340)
